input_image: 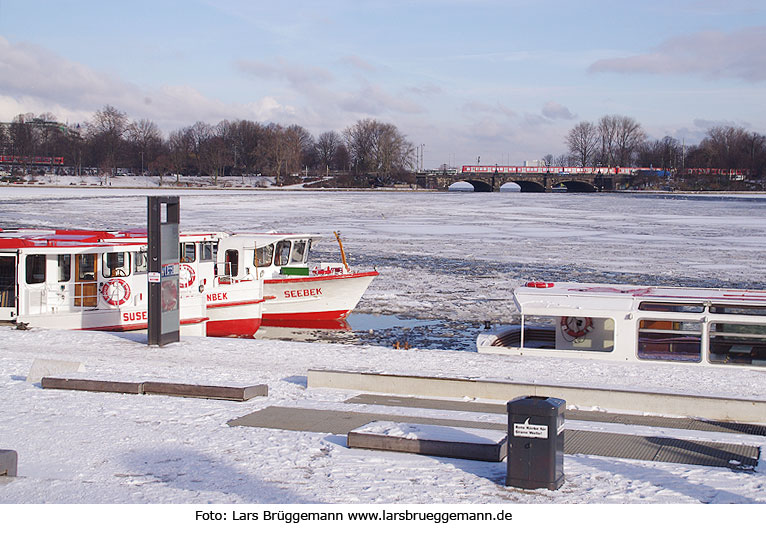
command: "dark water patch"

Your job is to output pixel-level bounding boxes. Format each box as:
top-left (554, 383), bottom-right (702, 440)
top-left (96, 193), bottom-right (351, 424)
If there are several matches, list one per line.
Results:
top-left (256, 313), bottom-right (484, 352)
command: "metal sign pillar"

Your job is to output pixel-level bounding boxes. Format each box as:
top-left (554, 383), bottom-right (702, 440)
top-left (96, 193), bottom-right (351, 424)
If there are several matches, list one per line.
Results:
top-left (147, 196), bottom-right (180, 346)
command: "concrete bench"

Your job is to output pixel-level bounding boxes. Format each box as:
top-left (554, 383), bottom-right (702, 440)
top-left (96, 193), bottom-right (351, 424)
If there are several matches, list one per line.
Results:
top-left (348, 421), bottom-right (508, 462)
top-left (41, 377), bottom-right (143, 395)
top-left (142, 382), bottom-right (268, 401)
top-left (41, 377), bottom-right (268, 402)
top-left (0, 450), bottom-right (18, 477)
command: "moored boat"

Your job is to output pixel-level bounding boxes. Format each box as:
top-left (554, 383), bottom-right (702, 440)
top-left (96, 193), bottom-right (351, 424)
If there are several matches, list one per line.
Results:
top-left (0, 228), bottom-right (207, 334)
top-left (178, 232), bottom-right (266, 338)
top-left (244, 232), bottom-right (378, 326)
top-left (477, 281), bottom-right (766, 369)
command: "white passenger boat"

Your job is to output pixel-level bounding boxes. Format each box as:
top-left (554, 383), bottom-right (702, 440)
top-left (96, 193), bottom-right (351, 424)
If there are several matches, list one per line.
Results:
top-left (0, 228), bottom-right (207, 334)
top-left (235, 233), bottom-right (378, 327)
top-left (106, 230), bottom-right (267, 338)
top-left (477, 281), bottom-right (766, 368)
top-left (178, 232), bottom-right (266, 338)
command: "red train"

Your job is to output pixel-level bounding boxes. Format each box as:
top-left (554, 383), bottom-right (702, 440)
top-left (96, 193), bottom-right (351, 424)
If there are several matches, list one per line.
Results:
top-left (461, 165), bottom-right (749, 177)
top-left (0, 155), bottom-right (65, 165)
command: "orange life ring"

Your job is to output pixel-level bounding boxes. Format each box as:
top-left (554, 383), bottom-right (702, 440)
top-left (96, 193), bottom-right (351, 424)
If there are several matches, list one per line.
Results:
top-left (560, 316), bottom-right (593, 339)
top-left (179, 264), bottom-right (196, 289)
top-left (101, 279), bottom-right (131, 306)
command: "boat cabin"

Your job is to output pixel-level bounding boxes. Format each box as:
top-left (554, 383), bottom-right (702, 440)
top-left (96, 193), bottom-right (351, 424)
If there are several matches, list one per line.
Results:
top-left (477, 282), bottom-right (766, 368)
top-left (0, 228), bottom-right (206, 332)
top-left (225, 233), bottom-right (346, 280)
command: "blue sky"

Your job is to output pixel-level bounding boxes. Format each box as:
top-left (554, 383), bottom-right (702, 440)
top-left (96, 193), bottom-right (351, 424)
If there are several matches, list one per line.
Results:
top-left (1, 0), bottom-right (764, 167)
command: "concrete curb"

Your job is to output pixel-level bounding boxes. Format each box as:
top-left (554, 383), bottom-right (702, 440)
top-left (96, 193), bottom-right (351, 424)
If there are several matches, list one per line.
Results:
top-left (308, 369), bottom-right (766, 424)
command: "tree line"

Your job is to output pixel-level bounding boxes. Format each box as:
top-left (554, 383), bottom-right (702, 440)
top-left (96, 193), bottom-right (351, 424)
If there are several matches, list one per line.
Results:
top-left (563, 115), bottom-right (766, 176)
top-left (0, 106), bottom-right (415, 185)
top-left (2, 106), bottom-right (765, 183)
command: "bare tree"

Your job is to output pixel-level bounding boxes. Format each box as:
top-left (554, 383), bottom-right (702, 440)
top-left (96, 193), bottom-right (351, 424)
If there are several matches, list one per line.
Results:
top-left (566, 121), bottom-right (598, 166)
top-left (597, 115), bottom-right (619, 166)
top-left (126, 118), bottom-right (163, 174)
top-left (188, 121), bottom-right (213, 176)
top-left (343, 118), bottom-right (413, 180)
top-left (228, 119), bottom-right (263, 174)
top-left (168, 127), bottom-right (193, 182)
top-left (316, 131), bottom-right (343, 173)
top-left (88, 105), bottom-right (129, 176)
top-left (614, 116), bottom-right (646, 166)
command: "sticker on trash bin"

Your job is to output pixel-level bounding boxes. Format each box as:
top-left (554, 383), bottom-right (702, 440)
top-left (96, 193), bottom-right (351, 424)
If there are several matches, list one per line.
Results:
top-left (513, 418), bottom-right (548, 439)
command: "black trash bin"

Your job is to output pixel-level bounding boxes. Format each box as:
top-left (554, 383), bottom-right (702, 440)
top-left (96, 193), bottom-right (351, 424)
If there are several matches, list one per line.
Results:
top-left (506, 395), bottom-right (565, 490)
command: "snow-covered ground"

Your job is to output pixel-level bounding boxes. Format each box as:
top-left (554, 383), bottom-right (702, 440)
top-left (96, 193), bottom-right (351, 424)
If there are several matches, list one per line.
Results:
top-left (1, 183), bottom-right (766, 508)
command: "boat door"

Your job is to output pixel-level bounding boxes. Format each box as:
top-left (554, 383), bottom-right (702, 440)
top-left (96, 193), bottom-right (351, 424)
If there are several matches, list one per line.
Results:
top-left (0, 253), bottom-right (17, 320)
top-left (74, 253), bottom-right (98, 307)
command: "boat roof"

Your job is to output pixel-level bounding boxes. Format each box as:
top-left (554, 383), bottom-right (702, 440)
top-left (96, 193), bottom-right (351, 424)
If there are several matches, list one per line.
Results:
top-left (0, 228), bottom-right (146, 250)
top-left (223, 233), bottom-right (322, 246)
top-left (515, 281), bottom-right (766, 313)
top-left (0, 228), bottom-right (322, 250)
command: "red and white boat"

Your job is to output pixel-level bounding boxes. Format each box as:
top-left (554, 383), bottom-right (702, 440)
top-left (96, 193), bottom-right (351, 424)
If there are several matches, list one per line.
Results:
top-left (244, 233), bottom-right (378, 327)
top-left (103, 230), bottom-right (267, 338)
top-left (178, 233), bottom-right (266, 338)
top-left (0, 228), bottom-right (207, 334)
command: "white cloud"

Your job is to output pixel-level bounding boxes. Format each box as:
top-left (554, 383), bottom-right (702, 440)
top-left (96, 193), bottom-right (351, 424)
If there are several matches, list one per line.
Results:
top-left (541, 101), bottom-right (575, 120)
top-left (588, 26), bottom-right (766, 82)
top-left (0, 36), bottom-right (296, 129)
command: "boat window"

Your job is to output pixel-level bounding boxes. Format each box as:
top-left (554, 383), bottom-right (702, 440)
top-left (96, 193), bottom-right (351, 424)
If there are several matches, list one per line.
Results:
top-left (74, 254), bottom-right (98, 307)
top-left (637, 319), bottom-right (702, 362)
top-left (224, 249), bottom-right (238, 277)
top-left (290, 240), bottom-right (308, 264)
top-left (200, 242), bottom-right (216, 262)
top-left (25, 255), bottom-right (46, 284)
top-left (275, 240), bottom-right (291, 266)
top-left (255, 243), bottom-right (273, 267)
top-left (709, 323), bottom-right (766, 366)
top-left (134, 251), bottom-right (148, 273)
top-left (76, 254), bottom-right (96, 281)
top-left (103, 252), bottom-right (130, 278)
top-left (517, 315), bottom-right (614, 352)
top-left (709, 305), bottom-right (766, 317)
top-left (0, 256), bottom-right (15, 308)
top-left (180, 243), bottom-right (196, 263)
top-left (638, 302), bottom-right (705, 313)
top-left (57, 254), bottom-right (71, 282)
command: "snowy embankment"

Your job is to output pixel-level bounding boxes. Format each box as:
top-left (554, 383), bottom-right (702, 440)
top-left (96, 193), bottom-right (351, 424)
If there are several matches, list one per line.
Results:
top-left (1, 185), bottom-right (766, 504)
top-left (1, 326), bottom-right (766, 504)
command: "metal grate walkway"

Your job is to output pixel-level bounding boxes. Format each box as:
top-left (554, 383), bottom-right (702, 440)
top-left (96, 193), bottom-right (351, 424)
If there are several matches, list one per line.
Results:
top-left (229, 399), bottom-right (761, 470)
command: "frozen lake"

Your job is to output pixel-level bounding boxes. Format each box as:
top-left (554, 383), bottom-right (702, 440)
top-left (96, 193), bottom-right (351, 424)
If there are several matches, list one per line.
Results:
top-left (3, 187), bottom-right (765, 350)
top-left (2, 185), bottom-right (766, 507)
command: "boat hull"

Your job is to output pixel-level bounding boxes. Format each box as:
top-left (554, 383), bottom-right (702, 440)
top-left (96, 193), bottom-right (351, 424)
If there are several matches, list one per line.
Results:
top-left (205, 298), bottom-right (264, 338)
top-left (201, 279), bottom-right (265, 338)
top-left (262, 271), bottom-right (377, 326)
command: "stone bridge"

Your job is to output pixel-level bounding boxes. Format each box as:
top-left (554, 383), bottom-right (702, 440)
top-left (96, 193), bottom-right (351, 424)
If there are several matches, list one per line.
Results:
top-left (416, 172), bottom-right (617, 192)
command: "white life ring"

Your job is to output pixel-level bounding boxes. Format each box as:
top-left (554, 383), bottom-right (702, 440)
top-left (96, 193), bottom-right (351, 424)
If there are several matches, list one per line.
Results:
top-left (101, 279), bottom-right (131, 306)
top-left (560, 316), bottom-right (593, 340)
top-left (179, 264), bottom-right (196, 289)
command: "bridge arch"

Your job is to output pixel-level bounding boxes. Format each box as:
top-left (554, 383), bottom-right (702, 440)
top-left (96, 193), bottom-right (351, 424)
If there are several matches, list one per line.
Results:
top-left (555, 180), bottom-right (597, 193)
top-left (512, 180), bottom-right (545, 193)
top-left (448, 179), bottom-right (493, 192)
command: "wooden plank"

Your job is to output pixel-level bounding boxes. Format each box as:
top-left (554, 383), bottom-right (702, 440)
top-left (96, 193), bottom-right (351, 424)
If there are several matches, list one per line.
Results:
top-left (41, 377), bottom-right (143, 395)
top-left (142, 382), bottom-right (267, 401)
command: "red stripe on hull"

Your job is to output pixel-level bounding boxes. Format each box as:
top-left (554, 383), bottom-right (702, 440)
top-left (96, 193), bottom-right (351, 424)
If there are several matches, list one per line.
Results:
top-left (262, 309), bottom-right (350, 327)
top-left (84, 316), bottom-right (208, 332)
top-left (206, 317), bottom-right (262, 338)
